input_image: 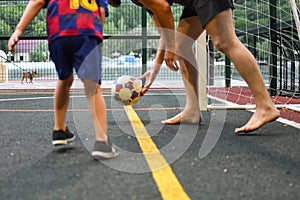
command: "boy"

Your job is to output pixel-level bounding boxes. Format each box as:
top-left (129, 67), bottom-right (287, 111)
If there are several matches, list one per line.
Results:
top-left (8, 0), bottom-right (119, 159)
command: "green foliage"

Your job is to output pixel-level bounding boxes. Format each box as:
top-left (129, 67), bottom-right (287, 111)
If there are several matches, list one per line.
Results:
top-left (0, 19), bottom-right (12, 36)
top-left (0, 0), bottom-right (298, 61)
top-left (0, 19), bottom-right (11, 51)
top-left (0, 1), bottom-right (298, 38)
top-left (29, 41), bottom-right (48, 62)
top-left (0, 3), bottom-right (47, 37)
top-left (171, 5), bottom-right (183, 27)
top-left (105, 4), bottom-right (142, 35)
top-left (0, 3), bottom-right (145, 37)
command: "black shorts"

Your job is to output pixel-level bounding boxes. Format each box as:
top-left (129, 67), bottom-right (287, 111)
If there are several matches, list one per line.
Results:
top-left (180, 0), bottom-right (234, 28)
top-left (131, 0), bottom-right (173, 16)
top-left (49, 36), bottom-right (102, 84)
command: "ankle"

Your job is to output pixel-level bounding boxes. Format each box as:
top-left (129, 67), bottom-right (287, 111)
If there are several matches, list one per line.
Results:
top-left (53, 125), bottom-right (68, 132)
top-left (96, 135), bottom-right (108, 143)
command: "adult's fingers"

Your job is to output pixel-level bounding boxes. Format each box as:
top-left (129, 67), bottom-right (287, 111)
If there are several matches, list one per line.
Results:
top-left (164, 51), bottom-right (179, 71)
top-left (141, 82), bottom-right (152, 96)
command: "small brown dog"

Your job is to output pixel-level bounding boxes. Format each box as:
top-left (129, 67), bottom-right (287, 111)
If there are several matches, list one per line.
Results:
top-left (21, 71), bottom-right (38, 84)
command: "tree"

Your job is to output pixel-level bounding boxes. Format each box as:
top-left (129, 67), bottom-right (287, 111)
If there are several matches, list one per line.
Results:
top-left (0, 19), bottom-right (12, 52)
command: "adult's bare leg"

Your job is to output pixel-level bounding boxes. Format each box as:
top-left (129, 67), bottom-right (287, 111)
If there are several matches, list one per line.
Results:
top-left (162, 16), bottom-right (204, 124)
top-left (205, 9), bottom-right (280, 133)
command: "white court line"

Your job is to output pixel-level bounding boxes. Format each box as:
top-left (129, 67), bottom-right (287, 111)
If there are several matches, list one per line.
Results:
top-left (0, 96), bottom-right (86, 102)
top-left (0, 93), bottom-right (187, 102)
top-left (285, 104), bottom-right (300, 113)
top-left (0, 96), bottom-right (55, 102)
top-left (3, 93), bottom-right (299, 130)
top-left (275, 117), bottom-right (300, 129)
top-left (208, 94), bottom-right (300, 130)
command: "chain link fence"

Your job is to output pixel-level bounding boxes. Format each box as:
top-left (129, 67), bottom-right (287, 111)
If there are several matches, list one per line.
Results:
top-left (0, 0), bottom-right (183, 81)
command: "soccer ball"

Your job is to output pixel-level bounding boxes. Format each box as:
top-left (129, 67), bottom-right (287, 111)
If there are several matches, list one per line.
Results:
top-left (111, 75), bottom-right (142, 106)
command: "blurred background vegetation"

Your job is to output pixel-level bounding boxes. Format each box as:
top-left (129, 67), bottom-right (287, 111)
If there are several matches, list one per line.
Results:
top-left (0, 0), bottom-right (297, 61)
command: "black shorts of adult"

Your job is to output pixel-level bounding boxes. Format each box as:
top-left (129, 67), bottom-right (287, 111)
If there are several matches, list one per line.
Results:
top-left (131, 0), bottom-right (173, 15)
top-left (180, 0), bottom-right (234, 28)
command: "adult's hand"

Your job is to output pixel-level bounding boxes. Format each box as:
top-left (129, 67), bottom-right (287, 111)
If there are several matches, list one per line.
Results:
top-left (164, 50), bottom-right (179, 71)
top-left (140, 69), bottom-right (156, 94)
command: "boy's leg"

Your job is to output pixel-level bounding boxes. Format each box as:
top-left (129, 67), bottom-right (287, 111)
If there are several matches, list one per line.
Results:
top-left (54, 74), bottom-right (74, 131)
top-left (52, 75), bottom-right (75, 146)
top-left (50, 37), bottom-right (75, 132)
top-left (83, 80), bottom-right (108, 142)
top-left (94, 84), bottom-right (108, 141)
top-left (205, 9), bottom-right (280, 132)
top-left (83, 80), bottom-right (119, 159)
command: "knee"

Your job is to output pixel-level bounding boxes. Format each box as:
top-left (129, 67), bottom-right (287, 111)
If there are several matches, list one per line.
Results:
top-left (83, 80), bottom-right (97, 97)
top-left (212, 36), bottom-right (239, 54)
top-left (213, 38), bottom-right (229, 53)
top-left (60, 75), bottom-right (73, 89)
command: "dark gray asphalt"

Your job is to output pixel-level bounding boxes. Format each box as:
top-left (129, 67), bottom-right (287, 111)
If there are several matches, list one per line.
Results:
top-left (0, 90), bottom-right (299, 200)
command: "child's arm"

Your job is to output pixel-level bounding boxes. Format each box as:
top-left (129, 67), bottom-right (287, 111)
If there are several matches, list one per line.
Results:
top-left (99, 7), bottom-right (106, 29)
top-left (8, 0), bottom-right (46, 51)
top-left (98, 0), bottom-right (108, 29)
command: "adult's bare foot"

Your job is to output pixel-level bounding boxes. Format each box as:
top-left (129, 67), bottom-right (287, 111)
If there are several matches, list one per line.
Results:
top-left (235, 106), bottom-right (280, 133)
top-left (161, 111), bottom-right (202, 124)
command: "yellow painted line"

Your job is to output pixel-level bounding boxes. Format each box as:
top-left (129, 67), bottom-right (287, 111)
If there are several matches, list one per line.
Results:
top-left (124, 105), bottom-right (190, 200)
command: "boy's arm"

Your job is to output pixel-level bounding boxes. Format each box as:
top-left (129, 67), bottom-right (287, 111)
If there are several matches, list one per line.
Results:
top-left (8, 0), bottom-right (46, 51)
top-left (99, 7), bottom-right (106, 29)
top-left (98, 0), bottom-right (108, 29)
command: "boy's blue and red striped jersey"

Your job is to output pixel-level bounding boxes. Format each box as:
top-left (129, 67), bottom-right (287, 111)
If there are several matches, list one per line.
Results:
top-left (45, 0), bottom-right (108, 43)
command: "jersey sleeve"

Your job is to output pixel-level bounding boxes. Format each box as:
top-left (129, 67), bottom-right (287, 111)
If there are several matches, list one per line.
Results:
top-left (98, 0), bottom-right (109, 17)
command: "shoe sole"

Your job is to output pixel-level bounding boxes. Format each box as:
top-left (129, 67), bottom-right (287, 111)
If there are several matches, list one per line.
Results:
top-left (92, 151), bottom-right (119, 159)
top-left (52, 136), bottom-right (76, 146)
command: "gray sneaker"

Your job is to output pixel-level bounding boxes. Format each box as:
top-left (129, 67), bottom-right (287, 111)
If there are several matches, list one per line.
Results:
top-left (92, 139), bottom-right (119, 159)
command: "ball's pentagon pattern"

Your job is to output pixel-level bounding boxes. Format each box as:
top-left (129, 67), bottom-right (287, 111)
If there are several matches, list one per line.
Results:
top-left (111, 75), bottom-right (142, 106)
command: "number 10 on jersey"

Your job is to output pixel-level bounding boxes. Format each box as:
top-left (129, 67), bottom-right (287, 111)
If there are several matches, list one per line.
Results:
top-left (70, 0), bottom-right (98, 11)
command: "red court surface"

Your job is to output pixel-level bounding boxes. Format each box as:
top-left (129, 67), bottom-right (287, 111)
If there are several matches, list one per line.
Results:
top-left (208, 87), bottom-right (300, 124)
